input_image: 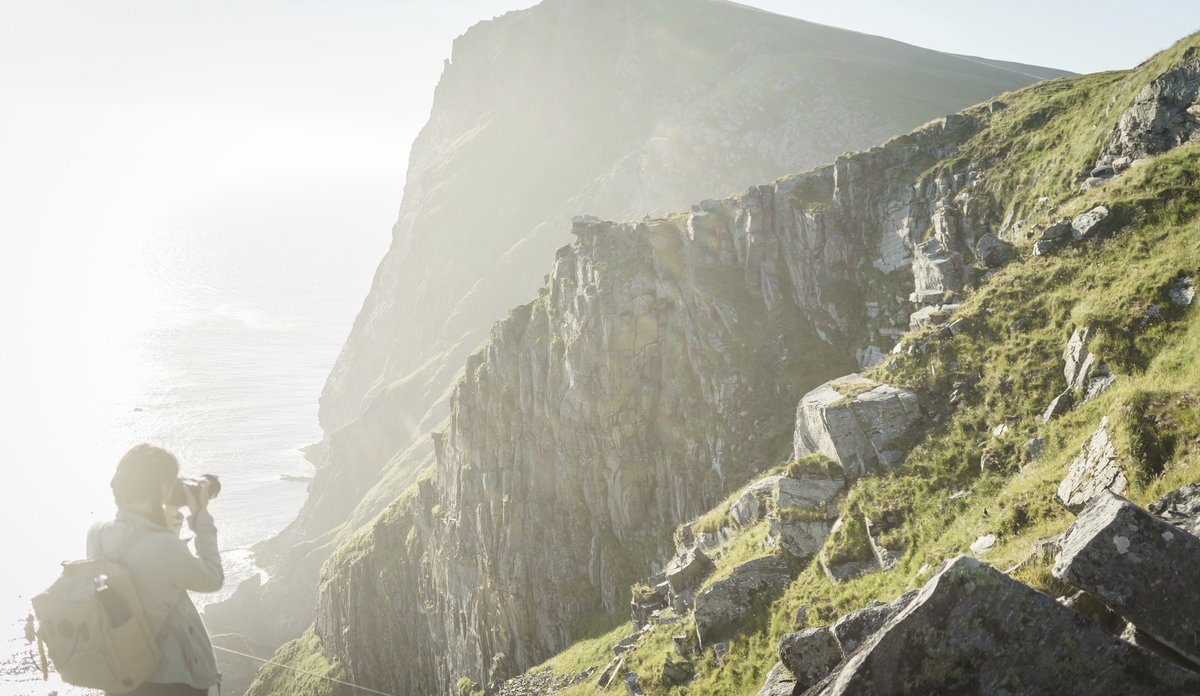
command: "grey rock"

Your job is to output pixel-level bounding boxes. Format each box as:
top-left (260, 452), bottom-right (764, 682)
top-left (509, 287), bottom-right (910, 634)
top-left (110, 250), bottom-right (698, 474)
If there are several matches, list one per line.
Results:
top-left (664, 547), bottom-right (715, 594)
top-left (778, 626), bottom-right (842, 689)
top-left (813, 556), bottom-right (1200, 695)
top-left (769, 516), bottom-right (836, 560)
top-left (775, 471), bottom-right (845, 510)
top-left (1055, 417), bottom-right (1127, 513)
top-left (969, 533), bottom-right (997, 555)
top-left (1059, 590), bottom-right (1124, 635)
top-left (908, 304), bottom-right (943, 330)
top-left (1032, 239), bottom-right (1058, 256)
top-left (912, 238), bottom-right (964, 298)
top-left (974, 233), bottom-right (1016, 267)
top-left (596, 656), bottom-right (624, 688)
top-left (622, 671), bottom-right (644, 695)
top-left (1149, 483), bottom-right (1200, 536)
top-left (671, 633), bottom-right (691, 658)
top-left (614, 633), bottom-right (640, 654)
top-left (1082, 372), bottom-right (1116, 403)
top-left (1039, 218), bottom-right (1073, 241)
top-left (694, 556), bottom-right (792, 647)
top-left (830, 592), bottom-right (917, 655)
top-left (658, 655), bottom-right (694, 686)
top-left (1040, 389), bottom-right (1073, 423)
top-left (1063, 326), bottom-right (1100, 392)
top-left (1090, 164), bottom-right (1115, 178)
top-left (1169, 276), bottom-right (1196, 306)
top-left (908, 289), bottom-right (946, 305)
top-left (818, 546), bottom-right (879, 585)
top-left (855, 345), bottom-right (887, 369)
top-left (1071, 205), bottom-right (1112, 240)
top-left (1054, 491), bottom-right (1200, 667)
top-left (755, 662), bottom-right (798, 696)
top-left (793, 375), bottom-right (923, 480)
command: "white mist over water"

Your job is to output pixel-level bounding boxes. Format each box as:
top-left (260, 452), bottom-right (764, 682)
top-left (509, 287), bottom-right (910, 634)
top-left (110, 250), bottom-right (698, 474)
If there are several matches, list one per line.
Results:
top-left (0, 106), bottom-right (394, 693)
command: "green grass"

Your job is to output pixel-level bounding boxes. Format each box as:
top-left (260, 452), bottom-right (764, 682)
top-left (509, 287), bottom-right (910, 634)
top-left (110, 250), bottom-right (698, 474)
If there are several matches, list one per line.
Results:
top-left (244, 629), bottom-right (351, 696)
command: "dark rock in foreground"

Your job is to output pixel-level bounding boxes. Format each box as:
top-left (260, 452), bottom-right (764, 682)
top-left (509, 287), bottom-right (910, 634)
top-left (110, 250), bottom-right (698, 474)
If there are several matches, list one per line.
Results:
top-left (778, 626), bottom-right (842, 690)
top-left (811, 556), bottom-right (1200, 695)
top-left (1053, 491), bottom-right (1200, 668)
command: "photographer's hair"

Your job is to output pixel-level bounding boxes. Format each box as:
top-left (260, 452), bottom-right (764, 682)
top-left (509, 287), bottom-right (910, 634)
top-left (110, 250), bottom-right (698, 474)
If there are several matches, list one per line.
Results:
top-left (111, 444), bottom-right (179, 525)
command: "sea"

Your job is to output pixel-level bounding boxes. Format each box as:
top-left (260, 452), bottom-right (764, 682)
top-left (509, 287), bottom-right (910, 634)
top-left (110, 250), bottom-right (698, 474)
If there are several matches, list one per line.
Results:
top-left (0, 169), bottom-right (394, 694)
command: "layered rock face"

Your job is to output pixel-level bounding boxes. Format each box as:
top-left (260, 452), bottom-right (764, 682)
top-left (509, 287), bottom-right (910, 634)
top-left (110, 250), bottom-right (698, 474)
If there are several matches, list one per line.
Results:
top-left (310, 108), bottom-right (1033, 694)
top-left (242, 0), bottom-right (1070, 659)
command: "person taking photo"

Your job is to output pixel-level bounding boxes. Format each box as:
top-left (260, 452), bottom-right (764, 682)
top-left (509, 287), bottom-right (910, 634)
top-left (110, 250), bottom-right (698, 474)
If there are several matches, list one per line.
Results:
top-left (87, 444), bottom-right (224, 696)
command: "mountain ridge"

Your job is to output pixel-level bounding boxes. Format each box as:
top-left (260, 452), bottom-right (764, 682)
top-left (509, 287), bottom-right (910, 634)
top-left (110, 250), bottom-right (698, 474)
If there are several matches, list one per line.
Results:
top-left (206, 1), bottom-right (1073, 692)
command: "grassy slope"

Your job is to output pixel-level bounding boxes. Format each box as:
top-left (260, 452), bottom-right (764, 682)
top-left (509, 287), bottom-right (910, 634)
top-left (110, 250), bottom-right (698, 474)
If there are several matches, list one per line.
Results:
top-left (539, 33), bottom-right (1200, 696)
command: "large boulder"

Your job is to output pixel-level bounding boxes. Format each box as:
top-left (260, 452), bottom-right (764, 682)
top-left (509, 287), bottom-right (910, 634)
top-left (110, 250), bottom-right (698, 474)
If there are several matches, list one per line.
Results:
top-left (812, 556), bottom-right (1200, 695)
top-left (1055, 417), bottom-right (1126, 513)
top-left (793, 375), bottom-right (923, 480)
top-left (1053, 491), bottom-right (1200, 667)
top-left (693, 556), bottom-right (792, 648)
top-left (777, 626), bottom-right (843, 690)
top-left (1071, 205), bottom-right (1113, 240)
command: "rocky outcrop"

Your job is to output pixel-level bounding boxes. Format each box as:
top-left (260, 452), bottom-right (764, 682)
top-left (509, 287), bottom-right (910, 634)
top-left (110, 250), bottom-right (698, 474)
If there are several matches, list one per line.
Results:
top-left (1053, 491), bottom-right (1200, 667)
top-left (1099, 53), bottom-right (1200, 165)
top-left (1055, 417), bottom-right (1126, 512)
top-left (811, 556), bottom-right (1200, 695)
top-left (793, 375), bottom-right (923, 479)
top-left (694, 556), bottom-right (792, 648)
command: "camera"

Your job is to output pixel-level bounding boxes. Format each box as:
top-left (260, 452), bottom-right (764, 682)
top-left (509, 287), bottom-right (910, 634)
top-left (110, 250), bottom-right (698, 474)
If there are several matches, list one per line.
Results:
top-left (167, 474), bottom-right (222, 507)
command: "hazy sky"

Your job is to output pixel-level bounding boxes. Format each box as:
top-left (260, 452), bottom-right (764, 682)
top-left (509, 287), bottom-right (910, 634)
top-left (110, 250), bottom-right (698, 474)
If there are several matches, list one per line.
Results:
top-left (3, 0), bottom-right (1198, 222)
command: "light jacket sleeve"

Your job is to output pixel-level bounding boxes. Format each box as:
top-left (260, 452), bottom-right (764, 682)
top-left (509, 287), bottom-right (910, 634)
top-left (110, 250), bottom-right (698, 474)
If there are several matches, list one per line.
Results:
top-left (164, 509), bottom-right (224, 593)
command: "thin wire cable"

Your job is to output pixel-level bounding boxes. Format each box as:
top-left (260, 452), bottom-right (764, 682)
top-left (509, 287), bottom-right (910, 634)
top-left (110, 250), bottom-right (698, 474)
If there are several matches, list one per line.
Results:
top-left (213, 645), bottom-right (399, 696)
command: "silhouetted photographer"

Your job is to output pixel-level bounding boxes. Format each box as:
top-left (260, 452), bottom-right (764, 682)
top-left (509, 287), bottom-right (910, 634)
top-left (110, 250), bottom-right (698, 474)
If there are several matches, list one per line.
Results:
top-left (35, 444), bottom-right (226, 695)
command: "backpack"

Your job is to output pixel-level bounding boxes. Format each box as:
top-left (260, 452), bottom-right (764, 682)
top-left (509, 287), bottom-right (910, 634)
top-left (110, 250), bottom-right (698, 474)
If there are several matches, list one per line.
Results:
top-left (31, 531), bottom-right (162, 694)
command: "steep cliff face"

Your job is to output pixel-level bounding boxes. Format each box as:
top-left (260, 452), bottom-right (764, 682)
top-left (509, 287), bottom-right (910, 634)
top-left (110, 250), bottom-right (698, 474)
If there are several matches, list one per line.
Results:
top-left (224, 0), bottom-right (1067, 662)
top-left (311, 112), bottom-right (1000, 693)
